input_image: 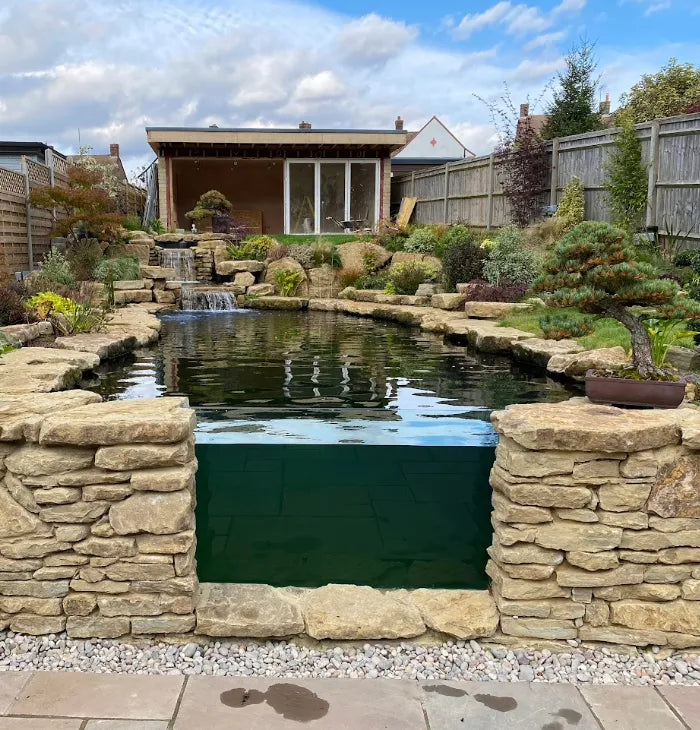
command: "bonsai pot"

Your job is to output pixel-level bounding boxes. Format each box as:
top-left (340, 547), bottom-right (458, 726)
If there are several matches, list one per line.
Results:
top-left (585, 371), bottom-right (686, 408)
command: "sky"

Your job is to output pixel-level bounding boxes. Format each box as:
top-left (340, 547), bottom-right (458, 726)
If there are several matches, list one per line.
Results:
top-left (1, 0), bottom-right (698, 176)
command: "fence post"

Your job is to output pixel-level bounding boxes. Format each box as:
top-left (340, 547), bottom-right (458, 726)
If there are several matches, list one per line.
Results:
top-left (410, 170), bottom-right (416, 198)
top-left (442, 163), bottom-right (449, 223)
top-left (646, 121), bottom-right (660, 229)
top-left (486, 153), bottom-right (495, 230)
top-left (550, 138), bottom-right (560, 207)
top-left (20, 156), bottom-right (34, 271)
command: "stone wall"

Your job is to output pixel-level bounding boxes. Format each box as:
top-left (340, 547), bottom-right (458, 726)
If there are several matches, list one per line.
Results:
top-left (488, 400), bottom-right (700, 649)
top-left (0, 395), bottom-right (198, 637)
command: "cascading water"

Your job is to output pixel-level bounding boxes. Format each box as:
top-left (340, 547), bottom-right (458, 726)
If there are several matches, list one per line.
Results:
top-left (180, 286), bottom-right (238, 311)
top-left (159, 248), bottom-right (195, 283)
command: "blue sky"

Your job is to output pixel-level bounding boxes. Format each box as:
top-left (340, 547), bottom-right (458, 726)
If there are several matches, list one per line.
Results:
top-left (0, 0), bottom-right (698, 172)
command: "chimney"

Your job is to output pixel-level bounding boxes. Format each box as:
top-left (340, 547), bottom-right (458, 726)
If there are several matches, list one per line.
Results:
top-left (599, 93), bottom-right (611, 116)
top-left (395, 115), bottom-right (404, 131)
top-left (519, 103), bottom-right (529, 118)
top-left (109, 143), bottom-right (119, 158)
top-left (299, 121), bottom-right (312, 129)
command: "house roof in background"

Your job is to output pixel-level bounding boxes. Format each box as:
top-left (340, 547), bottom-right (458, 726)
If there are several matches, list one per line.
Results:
top-left (391, 116), bottom-right (474, 158)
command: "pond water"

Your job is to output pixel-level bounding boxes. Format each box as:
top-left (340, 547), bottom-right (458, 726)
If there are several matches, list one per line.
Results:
top-left (86, 310), bottom-right (579, 446)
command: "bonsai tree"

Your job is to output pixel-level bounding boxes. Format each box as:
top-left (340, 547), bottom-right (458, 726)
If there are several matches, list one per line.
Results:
top-left (533, 221), bottom-right (700, 377)
top-left (185, 190), bottom-right (233, 228)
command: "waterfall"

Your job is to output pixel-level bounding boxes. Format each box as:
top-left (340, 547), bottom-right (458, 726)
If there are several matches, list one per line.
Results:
top-left (180, 286), bottom-right (238, 311)
top-left (159, 248), bottom-right (195, 282)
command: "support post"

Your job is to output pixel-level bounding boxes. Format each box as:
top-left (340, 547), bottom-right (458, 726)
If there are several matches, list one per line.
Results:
top-left (442, 163), bottom-right (449, 224)
top-left (410, 170), bottom-right (416, 198)
top-left (486, 154), bottom-right (495, 231)
top-left (21, 156), bottom-right (34, 271)
top-left (550, 138), bottom-right (560, 207)
top-left (646, 121), bottom-right (660, 229)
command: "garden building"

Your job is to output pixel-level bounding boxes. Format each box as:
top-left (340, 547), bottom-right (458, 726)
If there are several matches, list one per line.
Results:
top-left (146, 123), bottom-right (407, 235)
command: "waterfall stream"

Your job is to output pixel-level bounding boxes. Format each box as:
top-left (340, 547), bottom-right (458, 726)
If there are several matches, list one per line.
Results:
top-left (180, 286), bottom-right (238, 311)
top-left (159, 248), bottom-right (195, 282)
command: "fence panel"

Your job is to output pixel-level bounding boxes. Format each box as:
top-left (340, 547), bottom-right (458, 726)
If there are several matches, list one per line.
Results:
top-left (392, 111), bottom-right (700, 242)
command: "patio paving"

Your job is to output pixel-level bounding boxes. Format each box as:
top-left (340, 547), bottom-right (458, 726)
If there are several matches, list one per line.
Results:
top-left (0, 671), bottom-right (696, 729)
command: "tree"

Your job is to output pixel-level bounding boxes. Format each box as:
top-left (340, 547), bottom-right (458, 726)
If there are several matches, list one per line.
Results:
top-left (533, 221), bottom-right (700, 377)
top-left (555, 176), bottom-right (585, 231)
top-left (30, 166), bottom-right (124, 246)
top-left (541, 41), bottom-right (602, 140)
top-left (617, 59), bottom-right (700, 123)
top-left (604, 119), bottom-right (648, 233)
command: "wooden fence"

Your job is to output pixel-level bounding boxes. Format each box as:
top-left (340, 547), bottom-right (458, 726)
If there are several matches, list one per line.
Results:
top-left (0, 150), bottom-right (68, 274)
top-left (392, 112), bottom-right (700, 242)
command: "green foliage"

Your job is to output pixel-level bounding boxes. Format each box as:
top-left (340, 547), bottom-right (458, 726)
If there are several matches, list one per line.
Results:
top-left (533, 221), bottom-right (700, 374)
top-left (441, 238), bottom-right (488, 291)
top-left (356, 269), bottom-right (389, 290)
top-left (0, 332), bottom-right (17, 355)
top-left (674, 249), bottom-right (699, 268)
top-left (27, 291), bottom-right (76, 319)
top-left (539, 313), bottom-right (595, 340)
top-left (541, 41), bottom-right (603, 140)
top-left (227, 235), bottom-right (276, 261)
top-left (147, 219), bottom-right (166, 235)
top-left (404, 227), bottom-right (438, 254)
top-left (93, 257), bottom-right (140, 282)
top-left (387, 261), bottom-right (438, 295)
top-left (37, 250), bottom-right (75, 289)
top-left (483, 226), bottom-right (539, 286)
top-left (274, 269), bottom-right (302, 296)
top-left (605, 120), bottom-right (648, 233)
top-left (374, 220), bottom-right (409, 251)
top-left (185, 190), bottom-right (233, 221)
top-left (617, 59), bottom-right (700, 124)
top-left (56, 302), bottom-right (106, 336)
top-left (555, 177), bottom-right (585, 231)
top-left (643, 318), bottom-right (699, 367)
top-left (287, 244), bottom-right (314, 269)
top-left (311, 241), bottom-right (341, 268)
top-left (383, 282), bottom-right (397, 295)
top-left (122, 214), bottom-right (142, 231)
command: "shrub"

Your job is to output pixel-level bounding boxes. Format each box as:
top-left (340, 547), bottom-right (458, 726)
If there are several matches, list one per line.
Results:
top-left (287, 244), bottom-right (314, 269)
top-left (55, 301), bottom-right (105, 336)
top-left (523, 217), bottom-right (567, 252)
top-left (37, 250), bottom-right (75, 289)
top-left (483, 226), bottom-right (539, 286)
top-left (441, 240), bottom-right (488, 291)
top-left (438, 224), bottom-right (475, 258)
top-left (274, 269), bottom-right (302, 296)
top-left (122, 214), bottom-right (142, 231)
top-left (404, 227), bottom-right (438, 254)
top-left (27, 291), bottom-right (76, 320)
top-left (375, 220), bottom-right (408, 251)
top-left (461, 279), bottom-right (528, 302)
top-left (0, 283), bottom-right (31, 325)
top-left (533, 220), bottom-right (700, 377)
top-left (94, 257), bottom-right (140, 282)
top-left (387, 261), bottom-right (438, 295)
top-left (356, 270), bottom-right (389, 290)
top-left (147, 219), bottom-right (166, 235)
top-left (675, 249), bottom-right (699, 268)
top-left (643, 318), bottom-right (699, 368)
top-left (555, 177), bottom-right (585, 231)
top-left (267, 244), bottom-right (289, 262)
top-left (311, 240), bottom-right (341, 268)
top-left (228, 235), bottom-right (276, 261)
top-left (339, 267), bottom-right (364, 288)
top-left (66, 238), bottom-right (108, 282)
top-left (539, 313), bottom-right (595, 340)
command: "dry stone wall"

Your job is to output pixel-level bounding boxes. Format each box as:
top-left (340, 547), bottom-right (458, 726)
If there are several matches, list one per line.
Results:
top-left (0, 394), bottom-right (198, 638)
top-left (488, 400), bottom-right (700, 649)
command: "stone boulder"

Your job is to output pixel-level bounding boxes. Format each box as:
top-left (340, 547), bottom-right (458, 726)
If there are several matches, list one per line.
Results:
top-left (301, 584), bottom-right (425, 640)
top-left (264, 258), bottom-right (309, 296)
top-left (431, 293), bottom-right (466, 311)
top-left (416, 283), bottom-right (443, 296)
top-left (243, 296), bottom-right (308, 311)
top-left (246, 283), bottom-right (274, 297)
top-left (215, 260), bottom-right (265, 277)
top-left (410, 590), bottom-right (498, 639)
top-left (196, 583), bottom-right (304, 637)
top-left (125, 243), bottom-right (151, 264)
top-left (307, 266), bottom-right (341, 298)
top-left (511, 338), bottom-right (584, 368)
top-left (140, 266), bottom-right (176, 280)
top-left (547, 346), bottom-right (629, 379)
top-left (112, 280), bottom-right (147, 291)
top-left (154, 234), bottom-right (183, 244)
top-left (337, 242), bottom-right (391, 272)
top-left (233, 271), bottom-right (256, 288)
top-left (463, 301), bottom-right (532, 319)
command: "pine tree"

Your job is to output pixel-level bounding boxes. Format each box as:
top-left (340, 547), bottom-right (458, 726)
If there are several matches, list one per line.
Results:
top-left (533, 221), bottom-right (700, 377)
top-left (541, 41), bottom-right (603, 140)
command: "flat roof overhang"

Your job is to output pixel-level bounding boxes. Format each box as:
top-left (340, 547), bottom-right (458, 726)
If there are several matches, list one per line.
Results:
top-left (147, 127), bottom-right (407, 157)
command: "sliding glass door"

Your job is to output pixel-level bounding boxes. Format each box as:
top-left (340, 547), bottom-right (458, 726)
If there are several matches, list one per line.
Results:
top-left (285, 160), bottom-right (379, 234)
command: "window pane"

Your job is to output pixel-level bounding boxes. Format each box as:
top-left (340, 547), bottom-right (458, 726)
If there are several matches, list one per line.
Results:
top-left (350, 163), bottom-right (376, 231)
top-left (289, 163), bottom-right (315, 234)
top-left (320, 163), bottom-right (346, 233)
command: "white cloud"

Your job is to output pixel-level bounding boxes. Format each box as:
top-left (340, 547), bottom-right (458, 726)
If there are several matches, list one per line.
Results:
top-left (644, 1), bottom-right (671, 15)
top-left (454, 2), bottom-right (512, 39)
top-left (295, 71), bottom-right (345, 100)
top-left (553, 0), bottom-right (587, 13)
top-left (510, 57), bottom-right (565, 82)
top-left (524, 30), bottom-right (568, 51)
top-left (337, 14), bottom-right (417, 65)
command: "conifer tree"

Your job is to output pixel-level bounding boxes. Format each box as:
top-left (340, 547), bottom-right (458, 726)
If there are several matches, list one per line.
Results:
top-left (541, 41), bottom-right (602, 140)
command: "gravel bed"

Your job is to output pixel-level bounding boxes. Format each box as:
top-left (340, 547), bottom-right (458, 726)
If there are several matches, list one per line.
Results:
top-left (0, 633), bottom-right (699, 685)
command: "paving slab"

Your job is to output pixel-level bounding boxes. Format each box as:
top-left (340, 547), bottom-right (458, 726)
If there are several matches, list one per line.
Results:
top-left (420, 681), bottom-right (599, 730)
top-left (580, 685), bottom-right (686, 730)
top-left (0, 674), bottom-right (32, 715)
top-left (174, 677), bottom-right (426, 730)
top-left (0, 721), bottom-right (82, 730)
top-left (9, 672), bottom-right (183, 721)
top-left (656, 686), bottom-right (700, 730)
top-left (84, 722), bottom-right (169, 730)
